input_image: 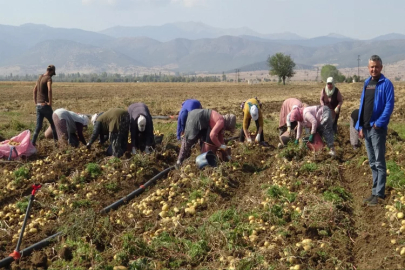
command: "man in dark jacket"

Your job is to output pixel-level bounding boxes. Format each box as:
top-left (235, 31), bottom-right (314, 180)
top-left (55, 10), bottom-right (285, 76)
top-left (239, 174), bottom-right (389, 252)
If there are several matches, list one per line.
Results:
top-left (32, 65), bottom-right (58, 146)
top-left (128, 103), bottom-right (155, 154)
top-left (356, 55), bottom-right (395, 206)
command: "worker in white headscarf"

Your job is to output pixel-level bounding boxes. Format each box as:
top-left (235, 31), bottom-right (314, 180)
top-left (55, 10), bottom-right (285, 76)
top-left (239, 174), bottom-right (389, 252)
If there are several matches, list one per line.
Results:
top-left (52, 108), bottom-right (89, 147)
top-left (320, 77), bottom-right (343, 133)
top-left (128, 103), bottom-right (155, 154)
top-left (239, 97), bottom-right (264, 143)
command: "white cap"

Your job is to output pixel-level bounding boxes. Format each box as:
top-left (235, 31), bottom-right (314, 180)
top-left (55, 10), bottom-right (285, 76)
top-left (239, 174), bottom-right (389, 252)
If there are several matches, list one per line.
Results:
top-left (138, 115), bottom-right (146, 132)
top-left (250, 105), bottom-right (259, 121)
top-left (91, 113), bottom-right (98, 125)
top-left (326, 77), bottom-right (334, 84)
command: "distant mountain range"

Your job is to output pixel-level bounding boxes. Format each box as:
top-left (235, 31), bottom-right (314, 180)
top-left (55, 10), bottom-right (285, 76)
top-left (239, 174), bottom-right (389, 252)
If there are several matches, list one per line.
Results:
top-left (1, 22), bottom-right (405, 75)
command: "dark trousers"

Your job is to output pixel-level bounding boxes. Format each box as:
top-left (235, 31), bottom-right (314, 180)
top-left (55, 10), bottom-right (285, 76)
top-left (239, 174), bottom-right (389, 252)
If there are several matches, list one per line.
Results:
top-left (239, 118), bottom-right (264, 142)
top-left (333, 113), bottom-right (340, 134)
top-left (32, 105), bottom-right (57, 145)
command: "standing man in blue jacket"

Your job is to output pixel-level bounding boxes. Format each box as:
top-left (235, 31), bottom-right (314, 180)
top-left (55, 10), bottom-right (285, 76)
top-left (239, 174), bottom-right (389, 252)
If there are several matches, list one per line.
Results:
top-left (177, 99), bottom-right (202, 140)
top-left (355, 55), bottom-right (395, 206)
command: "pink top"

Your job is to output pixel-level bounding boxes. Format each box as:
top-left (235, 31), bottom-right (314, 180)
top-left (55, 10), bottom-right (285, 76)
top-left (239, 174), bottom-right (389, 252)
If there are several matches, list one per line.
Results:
top-left (279, 98), bottom-right (303, 128)
top-left (209, 110), bottom-right (225, 147)
top-left (296, 106), bottom-right (324, 139)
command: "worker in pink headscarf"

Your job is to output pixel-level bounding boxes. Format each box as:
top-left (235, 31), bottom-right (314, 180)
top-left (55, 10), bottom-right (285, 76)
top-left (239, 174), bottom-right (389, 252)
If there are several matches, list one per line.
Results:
top-left (278, 98), bottom-right (305, 136)
top-left (290, 105), bottom-right (336, 156)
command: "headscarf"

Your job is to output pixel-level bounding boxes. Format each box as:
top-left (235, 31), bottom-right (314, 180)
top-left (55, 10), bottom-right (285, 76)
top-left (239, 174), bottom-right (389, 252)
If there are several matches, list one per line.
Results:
top-left (289, 107), bottom-right (304, 122)
top-left (138, 115), bottom-right (147, 132)
top-left (249, 105), bottom-right (259, 121)
top-left (325, 77), bottom-right (336, 97)
top-left (91, 113), bottom-right (98, 125)
top-left (77, 114), bottom-right (89, 126)
top-left (223, 114), bottom-right (236, 131)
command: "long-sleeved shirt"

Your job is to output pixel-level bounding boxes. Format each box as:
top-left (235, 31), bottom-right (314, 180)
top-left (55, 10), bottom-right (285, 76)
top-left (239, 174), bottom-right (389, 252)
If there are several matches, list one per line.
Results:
top-left (320, 88), bottom-right (343, 110)
top-left (279, 98), bottom-right (303, 128)
top-left (296, 106), bottom-right (324, 140)
top-left (177, 99), bottom-right (202, 140)
top-left (243, 98), bottom-right (263, 130)
top-left (185, 109), bottom-right (224, 147)
top-left (128, 103), bottom-right (154, 147)
top-left (53, 108), bottom-right (87, 145)
top-left (88, 108), bottom-right (127, 145)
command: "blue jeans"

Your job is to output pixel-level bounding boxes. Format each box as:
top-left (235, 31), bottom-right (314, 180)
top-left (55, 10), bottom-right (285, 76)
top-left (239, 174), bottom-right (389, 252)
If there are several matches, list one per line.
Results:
top-left (363, 127), bottom-right (387, 198)
top-left (32, 105), bottom-right (57, 145)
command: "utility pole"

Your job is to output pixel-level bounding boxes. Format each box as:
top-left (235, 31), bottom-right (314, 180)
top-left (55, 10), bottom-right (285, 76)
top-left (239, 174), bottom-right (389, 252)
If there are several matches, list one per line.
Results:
top-left (315, 67), bottom-right (319, 82)
top-left (357, 55), bottom-right (360, 80)
top-left (235, 69), bottom-right (237, 83)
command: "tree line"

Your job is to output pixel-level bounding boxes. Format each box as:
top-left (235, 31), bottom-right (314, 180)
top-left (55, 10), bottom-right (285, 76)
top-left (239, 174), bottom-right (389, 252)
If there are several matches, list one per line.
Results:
top-left (0, 72), bottom-right (222, 83)
top-left (267, 53), bottom-right (364, 84)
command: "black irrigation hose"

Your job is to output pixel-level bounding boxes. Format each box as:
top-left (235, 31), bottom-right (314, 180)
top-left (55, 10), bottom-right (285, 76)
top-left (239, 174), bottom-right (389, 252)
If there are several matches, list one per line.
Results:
top-left (101, 166), bottom-right (175, 214)
top-left (0, 166), bottom-right (175, 268)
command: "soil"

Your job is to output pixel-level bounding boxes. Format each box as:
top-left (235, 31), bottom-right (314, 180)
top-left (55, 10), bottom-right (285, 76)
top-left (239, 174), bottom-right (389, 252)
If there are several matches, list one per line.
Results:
top-left (1, 82), bottom-right (405, 269)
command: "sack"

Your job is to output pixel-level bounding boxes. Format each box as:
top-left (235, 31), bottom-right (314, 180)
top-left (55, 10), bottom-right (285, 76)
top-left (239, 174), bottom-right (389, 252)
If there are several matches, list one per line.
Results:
top-left (0, 130), bottom-right (37, 160)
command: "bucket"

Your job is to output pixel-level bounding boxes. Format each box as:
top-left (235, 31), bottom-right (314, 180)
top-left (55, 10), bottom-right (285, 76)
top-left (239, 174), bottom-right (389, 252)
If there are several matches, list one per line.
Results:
top-left (201, 142), bottom-right (231, 161)
top-left (279, 131), bottom-right (291, 146)
top-left (305, 133), bottom-right (324, 152)
top-left (196, 150), bottom-right (217, 169)
top-left (44, 126), bottom-right (53, 139)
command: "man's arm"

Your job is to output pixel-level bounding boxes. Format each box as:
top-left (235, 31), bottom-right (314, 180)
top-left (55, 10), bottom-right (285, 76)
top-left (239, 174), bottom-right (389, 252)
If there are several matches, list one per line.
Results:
top-left (375, 82), bottom-right (395, 128)
top-left (47, 81), bottom-right (52, 106)
top-left (33, 82), bottom-right (38, 105)
top-left (210, 119), bottom-right (225, 147)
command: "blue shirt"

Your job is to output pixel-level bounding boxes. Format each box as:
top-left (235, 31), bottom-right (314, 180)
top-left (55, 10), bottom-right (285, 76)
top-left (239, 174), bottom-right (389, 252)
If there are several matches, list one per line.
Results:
top-left (177, 99), bottom-right (202, 140)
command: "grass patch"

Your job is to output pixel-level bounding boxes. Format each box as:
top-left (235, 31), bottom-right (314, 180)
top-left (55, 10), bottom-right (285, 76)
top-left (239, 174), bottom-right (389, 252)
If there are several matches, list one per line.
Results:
top-left (13, 165), bottom-right (30, 186)
top-left (86, 163), bottom-right (102, 178)
top-left (72, 199), bottom-right (92, 209)
top-left (323, 186), bottom-right (351, 205)
top-left (300, 162), bottom-right (318, 172)
top-left (267, 185), bottom-right (296, 203)
top-left (16, 196), bottom-right (29, 213)
top-left (387, 160), bottom-right (405, 189)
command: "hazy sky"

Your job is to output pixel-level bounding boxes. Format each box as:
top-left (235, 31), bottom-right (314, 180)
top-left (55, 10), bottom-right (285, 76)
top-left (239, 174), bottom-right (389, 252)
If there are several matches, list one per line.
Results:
top-left (1, 0), bottom-right (404, 39)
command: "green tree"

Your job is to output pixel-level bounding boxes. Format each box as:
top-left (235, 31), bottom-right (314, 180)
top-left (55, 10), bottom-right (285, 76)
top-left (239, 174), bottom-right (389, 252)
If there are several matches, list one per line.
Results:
top-left (267, 53), bottom-right (296, 85)
top-left (320, 65), bottom-right (346, 83)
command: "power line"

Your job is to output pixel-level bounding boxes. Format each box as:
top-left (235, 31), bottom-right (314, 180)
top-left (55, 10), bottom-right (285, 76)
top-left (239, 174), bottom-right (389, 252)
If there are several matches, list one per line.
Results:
top-left (357, 55), bottom-right (361, 79)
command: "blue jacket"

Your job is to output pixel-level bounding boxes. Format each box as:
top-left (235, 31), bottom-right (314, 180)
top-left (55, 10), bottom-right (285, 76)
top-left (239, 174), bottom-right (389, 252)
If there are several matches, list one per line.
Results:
top-left (355, 74), bottom-right (394, 130)
top-left (177, 99), bottom-right (202, 140)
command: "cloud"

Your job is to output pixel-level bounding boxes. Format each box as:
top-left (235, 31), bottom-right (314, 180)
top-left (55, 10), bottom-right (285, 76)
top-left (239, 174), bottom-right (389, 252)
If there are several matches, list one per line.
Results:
top-left (81, 0), bottom-right (204, 7)
top-left (170, 0), bottom-right (204, 7)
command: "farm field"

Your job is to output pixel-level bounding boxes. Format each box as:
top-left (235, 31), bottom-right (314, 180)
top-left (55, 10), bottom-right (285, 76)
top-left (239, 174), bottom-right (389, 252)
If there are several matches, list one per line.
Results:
top-left (1, 81), bottom-right (405, 270)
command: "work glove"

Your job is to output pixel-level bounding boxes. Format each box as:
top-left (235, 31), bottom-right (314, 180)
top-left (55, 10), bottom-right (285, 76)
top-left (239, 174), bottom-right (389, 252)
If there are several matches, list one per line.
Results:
top-left (294, 139), bottom-right (299, 145)
top-left (86, 143), bottom-right (91, 150)
top-left (309, 134), bottom-right (314, 143)
top-left (246, 137), bottom-right (252, 143)
top-left (335, 107), bottom-right (340, 114)
top-left (132, 147), bottom-right (137, 155)
top-left (175, 160), bottom-right (181, 170)
top-left (219, 144), bottom-right (227, 151)
top-left (145, 147), bottom-right (151, 154)
top-left (255, 134), bottom-right (261, 142)
top-left (329, 149), bottom-right (336, 157)
top-left (287, 126), bottom-right (291, 135)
